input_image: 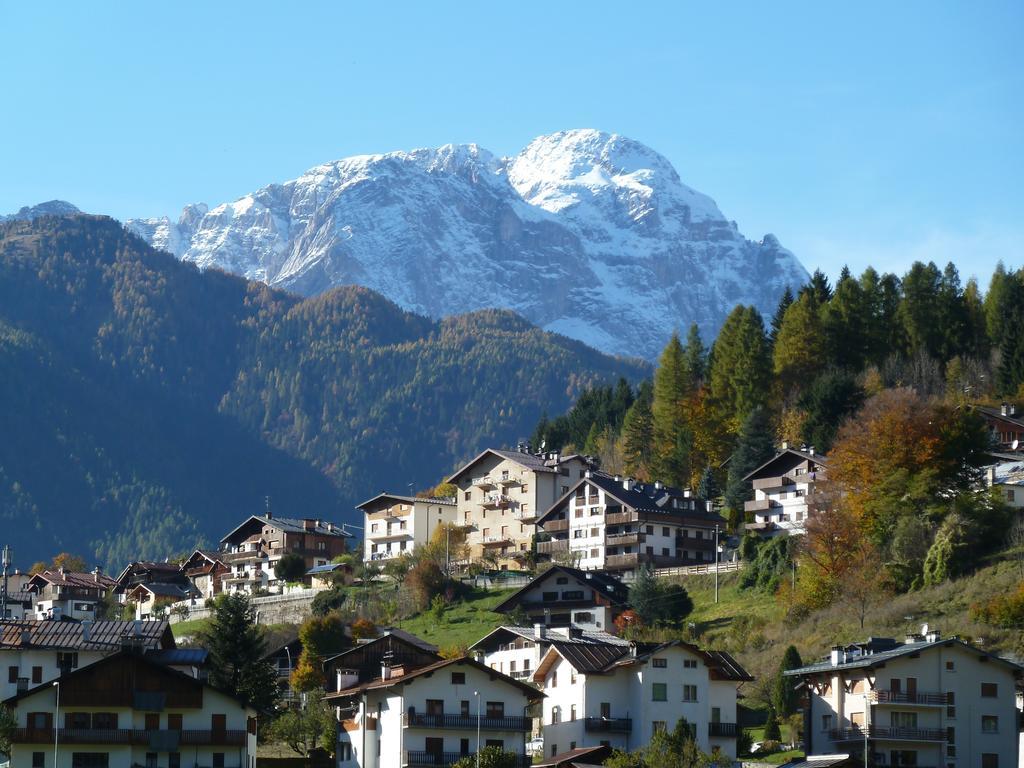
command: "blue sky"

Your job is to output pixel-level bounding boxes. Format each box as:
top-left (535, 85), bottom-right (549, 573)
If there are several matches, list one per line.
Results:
top-left (1, 2), bottom-right (1020, 284)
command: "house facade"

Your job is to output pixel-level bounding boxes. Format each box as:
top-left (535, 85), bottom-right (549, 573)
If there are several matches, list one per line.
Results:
top-left (975, 403), bottom-right (1024, 452)
top-left (489, 566), bottom-right (628, 632)
top-left (742, 446), bottom-right (827, 538)
top-left (785, 629), bottom-right (1023, 768)
top-left (447, 448), bottom-right (594, 571)
top-left (986, 460), bottom-right (1024, 509)
top-left (219, 513), bottom-right (351, 594)
top-left (359, 493), bottom-right (457, 564)
top-left (327, 655), bottom-right (541, 768)
top-left (533, 638), bottom-right (750, 761)
top-left (534, 472), bottom-right (725, 573)
top-left (0, 619), bottom-right (174, 701)
top-left (3, 650), bottom-right (257, 768)
top-left (180, 550), bottom-right (230, 601)
top-left (27, 568), bottom-right (117, 621)
top-left (323, 631), bottom-right (440, 695)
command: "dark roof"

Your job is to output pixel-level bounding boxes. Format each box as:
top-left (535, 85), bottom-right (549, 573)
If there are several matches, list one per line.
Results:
top-left (469, 626), bottom-right (630, 652)
top-left (127, 582), bottom-right (197, 600)
top-left (0, 589), bottom-right (33, 605)
top-left (27, 569), bottom-right (116, 590)
top-left (375, 627), bottom-right (439, 652)
top-left (356, 492), bottom-right (456, 510)
top-left (324, 629), bottom-right (439, 667)
top-left (145, 647), bottom-right (208, 666)
top-left (448, 448), bottom-right (589, 483)
top-left (785, 636), bottom-right (1024, 677)
top-left (553, 641), bottom-right (630, 673)
top-left (325, 655), bottom-right (543, 701)
top-left (533, 745), bottom-right (613, 768)
top-left (114, 561), bottom-right (183, 587)
top-left (220, 514), bottom-right (352, 544)
top-left (536, 472), bottom-right (725, 526)
top-left (0, 619), bottom-right (174, 650)
top-left (974, 404), bottom-right (1024, 429)
top-left (778, 756), bottom-right (856, 768)
top-left (742, 448), bottom-right (828, 482)
top-left (306, 563), bottom-right (347, 576)
top-left (491, 566), bottom-right (628, 613)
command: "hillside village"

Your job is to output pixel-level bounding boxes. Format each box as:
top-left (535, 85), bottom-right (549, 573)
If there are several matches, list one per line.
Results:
top-left (2, 405), bottom-right (1023, 768)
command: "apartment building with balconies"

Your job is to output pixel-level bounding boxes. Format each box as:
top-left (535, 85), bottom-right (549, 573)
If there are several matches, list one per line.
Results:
top-left (534, 471), bottom-right (726, 573)
top-left (218, 512), bottom-right (351, 594)
top-left (532, 636), bottom-right (751, 762)
top-left (2, 650), bottom-right (257, 768)
top-left (327, 653), bottom-right (542, 768)
top-left (358, 493), bottom-right (458, 564)
top-left (784, 628), bottom-right (1023, 768)
top-left (489, 566), bottom-right (628, 631)
top-left (742, 445), bottom-right (827, 538)
top-left (26, 567), bottom-right (117, 621)
top-left (447, 447), bottom-right (594, 571)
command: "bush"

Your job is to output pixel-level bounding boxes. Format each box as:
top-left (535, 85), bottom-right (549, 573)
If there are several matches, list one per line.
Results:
top-left (972, 581), bottom-right (1024, 628)
top-left (311, 586), bottom-right (346, 616)
top-left (406, 559), bottom-right (446, 611)
top-left (275, 552), bottom-right (308, 582)
top-left (350, 617), bottom-right (377, 641)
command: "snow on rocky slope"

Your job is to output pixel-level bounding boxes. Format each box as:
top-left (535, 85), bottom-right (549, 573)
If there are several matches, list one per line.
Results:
top-left (126, 130), bottom-right (808, 360)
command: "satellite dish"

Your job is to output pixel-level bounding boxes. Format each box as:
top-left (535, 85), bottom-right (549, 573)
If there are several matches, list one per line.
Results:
top-left (1013, 439), bottom-right (1020, 451)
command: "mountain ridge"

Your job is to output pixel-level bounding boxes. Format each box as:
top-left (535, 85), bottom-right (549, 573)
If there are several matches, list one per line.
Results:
top-left (125, 129), bottom-right (808, 360)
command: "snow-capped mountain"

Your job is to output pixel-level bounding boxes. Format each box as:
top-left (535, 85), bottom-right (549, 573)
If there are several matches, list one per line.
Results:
top-left (127, 130), bottom-right (808, 360)
top-left (1, 200), bottom-right (81, 222)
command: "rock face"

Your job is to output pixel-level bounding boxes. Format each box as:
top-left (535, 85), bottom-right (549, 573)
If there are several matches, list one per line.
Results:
top-left (0, 200), bottom-right (81, 222)
top-left (127, 130), bottom-right (808, 360)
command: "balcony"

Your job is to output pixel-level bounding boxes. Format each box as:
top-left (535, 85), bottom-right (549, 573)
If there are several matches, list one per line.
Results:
top-left (743, 498), bottom-right (781, 513)
top-left (584, 717), bottom-right (632, 733)
top-left (480, 535), bottom-right (513, 548)
top-left (512, 508), bottom-right (536, 522)
top-left (675, 536), bottom-right (715, 551)
top-left (830, 726), bottom-right (946, 742)
top-left (870, 690), bottom-right (949, 706)
top-left (367, 528), bottom-right (412, 541)
top-left (605, 532), bottom-right (645, 546)
top-left (536, 539), bottom-right (569, 555)
top-left (404, 712), bottom-right (531, 731)
top-left (751, 475), bottom-right (795, 492)
top-left (605, 510), bottom-right (638, 525)
top-left (473, 475), bottom-right (497, 489)
top-left (708, 722), bottom-right (739, 738)
top-left (221, 549), bottom-right (266, 564)
top-left (482, 493), bottom-right (512, 509)
top-left (12, 728), bottom-right (246, 746)
top-left (541, 519), bottom-right (569, 533)
top-left (405, 752), bottom-right (530, 768)
top-left (604, 553), bottom-right (679, 570)
top-left (497, 473), bottom-right (523, 486)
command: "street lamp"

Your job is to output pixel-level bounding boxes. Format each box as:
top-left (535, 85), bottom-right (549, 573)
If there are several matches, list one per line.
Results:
top-left (474, 691), bottom-right (481, 768)
top-left (53, 680), bottom-right (60, 767)
top-left (714, 525), bottom-right (720, 604)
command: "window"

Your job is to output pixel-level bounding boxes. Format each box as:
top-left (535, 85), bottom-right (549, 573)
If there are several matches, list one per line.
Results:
top-left (562, 486), bottom-right (569, 494)
top-left (652, 658), bottom-right (667, 668)
top-left (460, 700), bottom-right (470, 717)
top-left (551, 745), bottom-right (558, 757)
top-left (460, 738), bottom-right (470, 756)
top-left (464, 491), bottom-right (471, 501)
top-left (67, 712), bottom-right (91, 728)
top-left (682, 684), bottom-right (697, 702)
top-left (33, 753), bottom-right (44, 768)
top-left (662, 527), bottom-right (669, 537)
top-left (7, 666), bottom-right (16, 683)
top-left (652, 720), bottom-right (667, 732)
top-left (981, 715), bottom-right (998, 733)
top-left (543, 591), bottom-right (558, 601)
top-left (652, 683), bottom-right (667, 701)
top-left (167, 713), bottom-right (182, 731)
top-left (1008, 490), bottom-right (1015, 502)
top-left (211, 714), bottom-right (226, 733)
top-left (562, 590), bottom-right (583, 600)
top-left (31, 666), bottom-right (42, 683)
top-left (486, 701), bottom-right (504, 719)
top-left (590, 549), bottom-right (598, 558)
top-left (93, 713), bottom-right (117, 729)
top-left (57, 652), bottom-right (78, 669)
top-left (426, 699), bottom-right (445, 716)
top-left (145, 754), bottom-right (158, 768)
top-left (145, 713), bottom-right (160, 730)
top-left (451, 672), bottom-right (466, 685)
top-left (213, 756), bottom-right (225, 768)
top-left (981, 682), bottom-right (998, 697)
top-left (590, 527), bottom-right (599, 537)
top-left (821, 714), bottom-right (833, 732)
top-left (570, 704), bottom-right (576, 721)
top-left (71, 756), bottom-right (110, 768)
top-left (945, 660), bottom-right (955, 671)
top-left (891, 711), bottom-right (917, 729)
top-left (551, 705), bottom-right (561, 724)
top-left (683, 659), bottom-right (697, 669)
top-left (645, 526), bottom-right (654, 534)
top-left (946, 726), bottom-right (955, 744)
top-left (982, 755), bottom-right (999, 768)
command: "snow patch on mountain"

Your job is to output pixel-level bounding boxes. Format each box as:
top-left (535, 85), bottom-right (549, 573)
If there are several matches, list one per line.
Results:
top-left (126, 130), bottom-right (808, 360)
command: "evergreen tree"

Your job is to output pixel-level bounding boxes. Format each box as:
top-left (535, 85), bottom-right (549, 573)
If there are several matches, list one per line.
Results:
top-left (201, 594), bottom-right (279, 710)
top-left (651, 333), bottom-right (692, 484)
top-left (769, 286), bottom-right (794, 347)
top-left (899, 261), bottom-right (944, 358)
top-left (683, 323), bottom-right (707, 386)
top-left (621, 381), bottom-right (655, 480)
top-left (772, 645), bottom-right (804, 717)
top-left (708, 306), bottom-right (771, 434)
top-left (824, 270), bottom-right (868, 370)
top-left (695, 465), bottom-right (719, 504)
top-left (996, 271), bottom-right (1024, 395)
top-left (773, 293), bottom-right (827, 397)
top-left (984, 262), bottom-right (1012, 344)
top-left (628, 565), bottom-right (663, 625)
top-left (797, 370), bottom-right (864, 453)
top-left (961, 278), bottom-right (989, 359)
top-left (801, 269), bottom-right (833, 306)
top-left (724, 407), bottom-right (776, 527)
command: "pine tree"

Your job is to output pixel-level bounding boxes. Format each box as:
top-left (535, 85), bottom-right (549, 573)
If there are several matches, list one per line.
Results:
top-left (985, 262), bottom-right (1012, 344)
top-left (724, 407), bottom-right (776, 528)
top-left (708, 306), bottom-right (771, 434)
top-left (772, 645), bottom-right (804, 717)
top-left (621, 381), bottom-right (655, 480)
top-left (651, 333), bottom-right (692, 484)
top-left (683, 323), bottom-right (707, 386)
top-left (801, 269), bottom-right (833, 306)
top-left (899, 261), bottom-right (944, 358)
top-left (769, 286), bottom-right (794, 347)
top-left (202, 594), bottom-right (279, 710)
top-left (824, 270), bottom-right (867, 370)
top-left (996, 270), bottom-right (1024, 395)
top-left (695, 465), bottom-right (719, 504)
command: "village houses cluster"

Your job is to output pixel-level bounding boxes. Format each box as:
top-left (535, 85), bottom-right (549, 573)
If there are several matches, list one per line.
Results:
top-left (1, 420), bottom-right (1023, 768)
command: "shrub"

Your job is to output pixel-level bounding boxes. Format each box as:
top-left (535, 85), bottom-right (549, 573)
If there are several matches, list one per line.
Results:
top-left (972, 581), bottom-right (1024, 628)
top-left (275, 552), bottom-right (308, 582)
top-left (350, 617), bottom-right (378, 640)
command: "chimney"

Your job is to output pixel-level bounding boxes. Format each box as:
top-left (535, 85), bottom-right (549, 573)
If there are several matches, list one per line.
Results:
top-left (81, 620), bottom-right (93, 643)
top-left (781, 440), bottom-right (789, 450)
top-left (1012, 404), bottom-right (1018, 416)
top-left (381, 663), bottom-right (392, 681)
top-left (534, 623), bottom-right (544, 640)
top-left (133, 620), bottom-right (142, 637)
top-left (925, 626), bottom-right (940, 643)
top-left (614, 475), bottom-right (622, 483)
top-left (304, 519), bottom-right (316, 531)
top-left (20, 629), bottom-right (31, 647)
top-left (622, 478), bottom-right (634, 491)
top-left (808, 446), bottom-right (815, 456)
top-left (829, 646), bottom-right (845, 666)
top-left (584, 469), bottom-right (592, 479)
top-left (1001, 403), bottom-right (1009, 416)
top-left (987, 466), bottom-right (996, 487)
top-left (92, 566), bottom-right (101, 583)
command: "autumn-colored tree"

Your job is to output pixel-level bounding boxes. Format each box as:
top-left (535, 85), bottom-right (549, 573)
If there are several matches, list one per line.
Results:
top-left (51, 552), bottom-right (89, 572)
top-left (797, 488), bottom-right (865, 608)
top-left (651, 332), bottom-right (692, 485)
top-left (350, 617), bottom-right (377, 641)
top-left (621, 382), bottom-right (655, 480)
top-left (405, 558), bottom-right (446, 611)
top-left (290, 613), bottom-right (349, 692)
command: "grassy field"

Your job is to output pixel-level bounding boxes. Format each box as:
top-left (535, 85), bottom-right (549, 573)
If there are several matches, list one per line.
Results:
top-left (170, 616), bottom-right (211, 640)
top-left (396, 588), bottom-right (516, 650)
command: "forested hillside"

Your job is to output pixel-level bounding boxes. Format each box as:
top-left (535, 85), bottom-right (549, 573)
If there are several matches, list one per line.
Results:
top-left (0, 215), bottom-right (647, 567)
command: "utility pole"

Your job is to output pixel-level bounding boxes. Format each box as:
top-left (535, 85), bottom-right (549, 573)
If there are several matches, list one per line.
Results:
top-left (1, 544), bottom-right (10, 620)
top-left (714, 525), bottom-right (720, 604)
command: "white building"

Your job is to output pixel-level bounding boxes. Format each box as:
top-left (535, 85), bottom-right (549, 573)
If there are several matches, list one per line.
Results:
top-left (327, 654), bottom-right (541, 768)
top-left (0, 619), bottom-right (174, 701)
top-left (3, 650), bottom-right (257, 768)
top-left (180, 550), bottom-right (230, 601)
top-left (785, 628), bottom-right (1023, 768)
top-left (534, 472), bottom-right (726, 573)
top-left (470, 625), bottom-right (631, 685)
top-left (447, 447), bottom-right (594, 571)
top-left (532, 636), bottom-right (750, 761)
top-left (358, 493), bottom-right (457, 564)
top-left (743, 446), bottom-right (828, 537)
top-left (26, 568), bottom-right (117, 621)
top-left (489, 566), bottom-right (628, 632)
top-left (986, 460), bottom-right (1024, 510)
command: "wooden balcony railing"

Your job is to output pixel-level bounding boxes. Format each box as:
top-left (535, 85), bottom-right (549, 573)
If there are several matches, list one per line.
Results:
top-left (830, 726), bottom-right (946, 742)
top-left (403, 712), bottom-right (531, 731)
top-left (12, 728), bottom-right (246, 746)
top-left (869, 690), bottom-right (949, 706)
top-left (536, 540), bottom-right (568, 554)
top-left (540, 519), bottom-right (569, 533)
top-left (708, 722), bottom-right (739, 737)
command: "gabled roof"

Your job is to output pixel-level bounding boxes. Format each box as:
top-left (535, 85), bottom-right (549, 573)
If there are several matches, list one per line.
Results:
top-left (469, 625), bottom-right (630, 652)
top-left (447, 448), bottom-right (588, 483)
top-left (26, 569), bottom-right (117, 591)
top-left (181, 550), bottom-right (227, 570)
top-left (145, 647), bottom-right (209, 667)
top-left (324, 629), bottom-right (439, 667)
top-left (742, 448), bottom-right (828, 482)
top-left (356, 492), bottom-right (456, 510)
top-left (491, 566), bottom-right (628, 613)
top-left (126, 582), bottom-right (198, 600)
top-left (974, 404), bottom-right (1024, 429)
top-left (533, 745), bottom-right (613, 768)
top-left (990, 460), bottom-right (1024, 487)
top-left (784, 636), bottom-right (1024, 677)
top-left (536, 472), bottom-right (725, 526)
top-left (113, 561), bottom-right (183, 588)
top-left (0, 619), bottom-right (174, 651)
top-left (220, 514), bottom-right (352, 544)
top-left (325, 655), bottom-right (543, 701)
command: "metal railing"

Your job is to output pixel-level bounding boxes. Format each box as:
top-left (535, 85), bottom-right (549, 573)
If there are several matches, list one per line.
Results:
top-left (584, 716), bottom-right (632, 733)
top-left (870, 690), bottom-right (949, 706)
top-left (12, 728), bottom-right (247, 746)
top-left (708, 722), bottom-right (739, 737)
top-left (404, 712), bottom-right (531, 731)
top-left (405, 752), bottom-right (530, 767)
top-left (830, 726), bottom-right (946, 742)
